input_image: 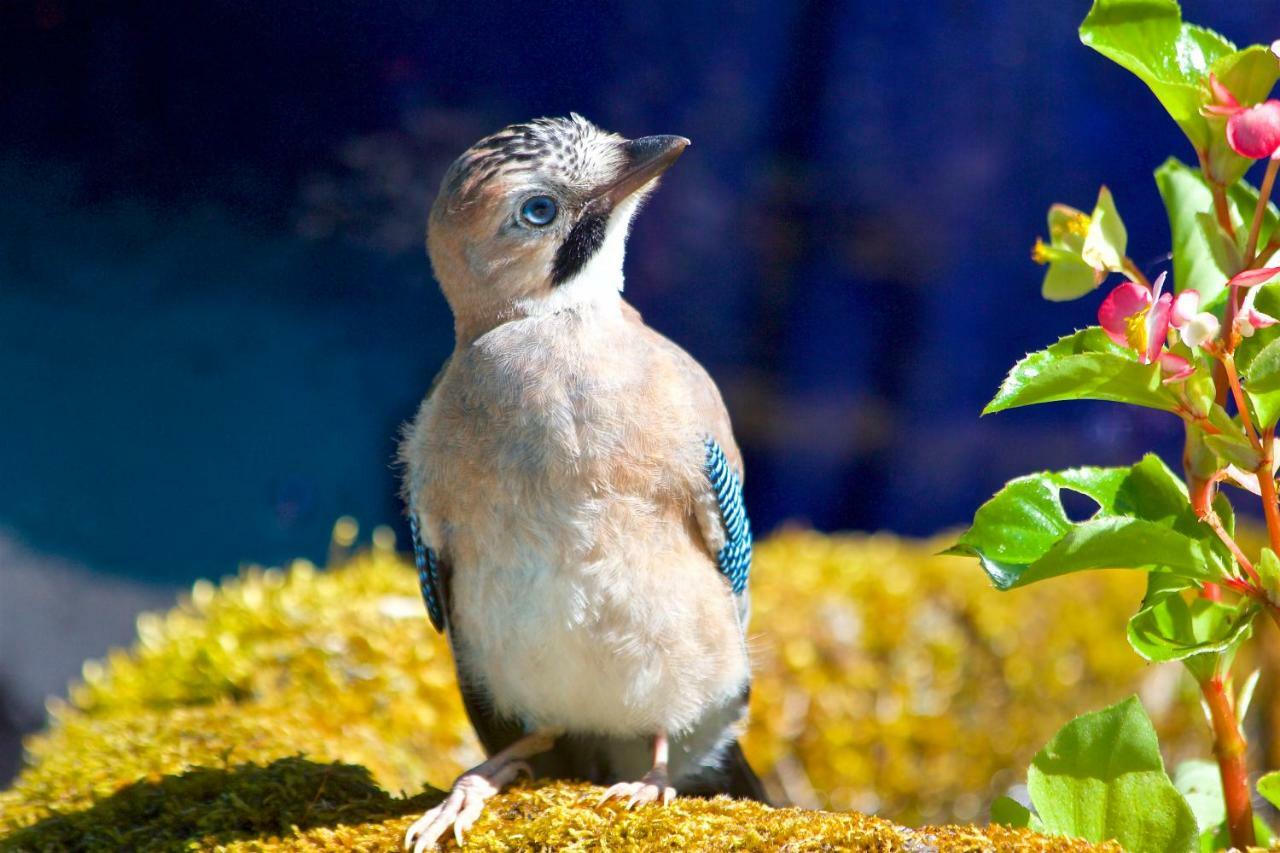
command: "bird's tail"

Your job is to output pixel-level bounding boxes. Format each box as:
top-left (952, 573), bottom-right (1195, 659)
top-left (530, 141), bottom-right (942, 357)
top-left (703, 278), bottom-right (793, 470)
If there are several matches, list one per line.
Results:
top-left (682, 740), bottom-right (771, 805)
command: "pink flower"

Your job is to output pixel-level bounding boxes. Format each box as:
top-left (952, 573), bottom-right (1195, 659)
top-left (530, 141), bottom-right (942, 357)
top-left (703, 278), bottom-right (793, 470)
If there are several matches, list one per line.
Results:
top-left (1235, 285), bottom-right (1278, 339)
top-left (1157, 351), bottom-right (1193, 383)
top-left (1228, 267), bottom-right (1280, 338)
top-left (1169, 289), bottom-right (1221, 350)
top-left (1203, 74), bottom-right (1280, 160)
top-left (1098, 272), bottom-right (1172, 363)
top-left (1171, 290), bottom-right (1200, 327)
top-left (1097, 272), bottom-right (1193, 382)
top-left (1229, 103), bottom-right (1280, 160)
top-left (1228, 267), bottom-right (1280, 289)
top-left (1204, 73), bottom-right (1242, 117)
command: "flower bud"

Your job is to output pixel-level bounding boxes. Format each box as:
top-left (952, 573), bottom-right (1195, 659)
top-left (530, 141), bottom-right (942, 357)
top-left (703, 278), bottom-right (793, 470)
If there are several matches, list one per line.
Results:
top-left (1170, 290), bottom-right (1199, 328)
top-left (1179, 312), bottom-right (1220, 349)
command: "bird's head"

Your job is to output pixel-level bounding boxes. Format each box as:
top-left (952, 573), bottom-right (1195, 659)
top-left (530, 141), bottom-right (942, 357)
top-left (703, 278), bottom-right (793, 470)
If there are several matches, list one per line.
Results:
top-left (427, 114), bottom-right (688, 339)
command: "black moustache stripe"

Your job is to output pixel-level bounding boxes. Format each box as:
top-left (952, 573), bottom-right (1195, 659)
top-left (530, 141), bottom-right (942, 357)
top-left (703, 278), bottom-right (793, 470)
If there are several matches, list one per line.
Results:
top-left (551, 211), bottom-right (608, 285)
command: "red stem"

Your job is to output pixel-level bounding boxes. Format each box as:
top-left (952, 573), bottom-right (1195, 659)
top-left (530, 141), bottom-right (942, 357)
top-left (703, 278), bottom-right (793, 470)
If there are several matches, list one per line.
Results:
top-left (1246, 158), bottom-right (1280, 266)
top-left (1221, 353), bottom-right (1261, 449)
top-left (1198, 149), bottom-right (1236, 236)
top-left (1260, 427), bottom-right (1280, 558)
top-left (1206, 511), bottom-right (1260, 585)
top-left (1258, 238), bottom-right (1280, 268)
top-left (1202, 677), bottom-right (1256, 850)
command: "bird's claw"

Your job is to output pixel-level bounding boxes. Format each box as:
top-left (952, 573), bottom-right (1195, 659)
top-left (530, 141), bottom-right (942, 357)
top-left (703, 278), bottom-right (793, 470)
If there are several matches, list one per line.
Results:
top-left (595, 769), bottom-right (677, 809)
top-left (404, 761), bottom-right (531, 851)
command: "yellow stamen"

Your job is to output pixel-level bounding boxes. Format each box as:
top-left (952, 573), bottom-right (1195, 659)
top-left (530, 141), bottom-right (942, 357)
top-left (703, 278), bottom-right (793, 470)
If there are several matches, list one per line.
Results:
top-left (1031, 238), bottom-right (1053, 265)
top-left (1123, 310), bottom-right (1149, 353)
top-left (1049, 212), bottom-right (1091, 241)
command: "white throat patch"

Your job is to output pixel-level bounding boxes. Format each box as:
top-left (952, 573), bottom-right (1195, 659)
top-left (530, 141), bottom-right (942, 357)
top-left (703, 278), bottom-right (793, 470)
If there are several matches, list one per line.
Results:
top-left (516, 193), bottom-right (645, 318)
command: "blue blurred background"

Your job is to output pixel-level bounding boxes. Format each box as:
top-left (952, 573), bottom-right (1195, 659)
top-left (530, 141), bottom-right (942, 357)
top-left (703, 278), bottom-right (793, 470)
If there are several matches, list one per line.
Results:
top-left (3, 0), bottom-right (1280, 777)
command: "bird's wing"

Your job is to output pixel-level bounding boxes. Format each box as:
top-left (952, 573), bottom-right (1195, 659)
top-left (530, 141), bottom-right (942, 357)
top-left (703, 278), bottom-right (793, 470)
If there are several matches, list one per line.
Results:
top-left (403, 357), bottom-right (453, 634)
top-left (409, 507), bottom-right (527, 755)
top-left (702, 435), bottom-right (752, 598)
top-left (408, 515), bottom-right (447, 633)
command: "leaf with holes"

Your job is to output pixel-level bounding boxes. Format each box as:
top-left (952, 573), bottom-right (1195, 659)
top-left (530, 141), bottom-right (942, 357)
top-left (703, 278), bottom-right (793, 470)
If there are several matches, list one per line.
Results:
top-left (946, 455), bottom-right (1229, 589)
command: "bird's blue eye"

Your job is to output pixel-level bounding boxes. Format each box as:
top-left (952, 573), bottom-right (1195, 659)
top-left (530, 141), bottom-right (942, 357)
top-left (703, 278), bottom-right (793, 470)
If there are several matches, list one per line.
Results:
top-left (520, 195), bottom-right (558, 226)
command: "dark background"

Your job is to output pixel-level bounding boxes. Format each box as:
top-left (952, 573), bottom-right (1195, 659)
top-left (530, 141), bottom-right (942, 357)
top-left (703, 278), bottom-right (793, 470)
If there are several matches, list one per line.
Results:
top-left (3, 0), bottom-right (1279, 778)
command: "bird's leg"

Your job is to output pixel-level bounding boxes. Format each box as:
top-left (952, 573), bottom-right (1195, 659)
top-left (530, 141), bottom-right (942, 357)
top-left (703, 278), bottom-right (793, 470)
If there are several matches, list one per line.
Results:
top-left (404, 727), bottom-right (560, 852)
top-left (597, 729), bottom-right (678, 808)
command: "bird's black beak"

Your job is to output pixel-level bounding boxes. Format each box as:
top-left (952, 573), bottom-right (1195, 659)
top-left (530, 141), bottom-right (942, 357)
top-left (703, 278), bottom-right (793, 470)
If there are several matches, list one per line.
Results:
top-left (591, 135), bottom-right (690, 209)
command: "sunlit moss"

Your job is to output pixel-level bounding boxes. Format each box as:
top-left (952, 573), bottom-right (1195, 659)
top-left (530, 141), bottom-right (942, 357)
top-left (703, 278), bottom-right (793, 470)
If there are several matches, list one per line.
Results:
top-left (0, 529), bottom-right (1191, 849)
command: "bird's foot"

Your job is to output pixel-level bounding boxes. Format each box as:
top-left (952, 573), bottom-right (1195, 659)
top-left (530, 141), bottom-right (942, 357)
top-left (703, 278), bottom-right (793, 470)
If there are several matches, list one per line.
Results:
top-left (403, 758), bottom-right (531, 852)
top-left (596, 765), bottom-right (677, 809)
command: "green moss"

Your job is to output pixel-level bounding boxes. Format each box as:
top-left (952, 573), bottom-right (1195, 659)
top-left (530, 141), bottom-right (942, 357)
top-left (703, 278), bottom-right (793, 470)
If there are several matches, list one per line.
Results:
top-left (0, 529), bottom-right (1180, 850)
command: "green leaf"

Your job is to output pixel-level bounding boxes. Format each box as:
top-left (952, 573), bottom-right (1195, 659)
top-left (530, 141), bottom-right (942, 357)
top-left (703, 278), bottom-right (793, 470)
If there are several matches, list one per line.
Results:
top-left (990, 796), bottom-right (1034, 830)
top-left (1242, 329), bottom-right (1280, 428)
top-left (1259, 770), bottom-right (1280, 810)
top-left (1172, 760), bottom-right (1265, 853)
top-left (1080, 0), bottom-right (1236, 150)
top-left (1082, 186), bottom-right (1128, 274)
top-left (1028, 696), bottom-right (1198, 853)
top-left (985, 328), bottom-right (1181, 415)
top-left (1203, 817), bottom-right (1275, 853)
top-left (945, 466), bottom-right (1129, 585)
top-left (1248, 388), bottom-right (1280, 431)
top-left (1174, 760), bottom-right (1224, 835)
top-left (1237, 668), bottom-right (1261, 723)
top-left (1227, 178), bottom-right (1280, 253)
top-left (1154, 158), bottom-right (1280, 307)
top-left (1125, 587), bottom-right (1256, 674)
top-left (1244, 335), bottom-right (1280, 393)
top-left (948, 454), bottom-right (1228, 590)
top-left (1259, 548), bottom-right (1280, 607)
top-left (1202, 431), bottom-right (1262, 471)
top-left (1024, 517), bottom-right (1225, 588)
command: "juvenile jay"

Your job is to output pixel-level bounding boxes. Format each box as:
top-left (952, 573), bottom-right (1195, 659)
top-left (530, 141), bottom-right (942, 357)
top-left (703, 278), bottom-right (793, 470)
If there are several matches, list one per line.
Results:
top-left (400, 115), bottom-right (763, 851)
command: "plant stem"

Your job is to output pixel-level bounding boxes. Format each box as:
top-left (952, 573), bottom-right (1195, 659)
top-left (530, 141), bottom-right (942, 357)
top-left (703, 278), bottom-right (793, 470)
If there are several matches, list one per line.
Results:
top-left (1202, 676), bottom-right (1256, 850)
top-left (1206, 511), bottom-right (1261, 585)
top-left (1246, 158), bottom-right (1280, 266)
top-left (1198, 150), bottom-right (1236, 236)
top-left (1260, 426), bottom-right (1280, 557)
top-left (1258, 237), bottom-right (1280, 268)
top-left (1221, 353), bottom-right (1261, 449)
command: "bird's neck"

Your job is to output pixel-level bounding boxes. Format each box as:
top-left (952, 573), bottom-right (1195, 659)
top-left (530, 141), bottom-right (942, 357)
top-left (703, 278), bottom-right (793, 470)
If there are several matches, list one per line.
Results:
top-left (453, 253), bottom-right (627, 343)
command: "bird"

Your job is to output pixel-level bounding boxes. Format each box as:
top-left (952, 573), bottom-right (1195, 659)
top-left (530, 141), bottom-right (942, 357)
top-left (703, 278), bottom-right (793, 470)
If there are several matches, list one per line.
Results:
top-left (399, 114), bottom-right (764, 852)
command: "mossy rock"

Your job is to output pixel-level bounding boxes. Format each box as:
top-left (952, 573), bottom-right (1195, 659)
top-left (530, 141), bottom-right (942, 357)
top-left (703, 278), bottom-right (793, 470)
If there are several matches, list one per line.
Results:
top-left (0, 529), bottom-right (1187, 850)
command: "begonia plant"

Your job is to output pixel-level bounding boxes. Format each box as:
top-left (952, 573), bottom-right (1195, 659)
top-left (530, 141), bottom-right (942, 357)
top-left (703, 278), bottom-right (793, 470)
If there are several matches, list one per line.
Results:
top-left (950, 1), bottom-right (1280, 850)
